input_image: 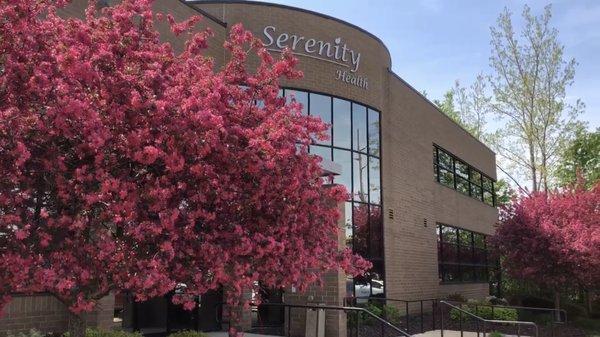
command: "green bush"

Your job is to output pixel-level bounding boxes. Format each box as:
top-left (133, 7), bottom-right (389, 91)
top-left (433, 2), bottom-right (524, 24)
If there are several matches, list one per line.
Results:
top-left (64, 328), bottom-right (142, 337)
top-left (450, 303), bottom-right (518, 321)
top-left (446, 293), bottom-right (467, 303)
top-left (489, 331), bottom-right (504, 337)
top-left (347, 302), bottom-right (403, 327)
top-left (167, 331), bottom-right (208, 337)
top-left (7, 329), bottom-right (44, 337)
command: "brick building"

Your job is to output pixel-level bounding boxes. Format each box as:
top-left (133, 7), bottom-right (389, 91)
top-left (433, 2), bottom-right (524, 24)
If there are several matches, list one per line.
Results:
top-left (0, 1), bottom-right (498, 336)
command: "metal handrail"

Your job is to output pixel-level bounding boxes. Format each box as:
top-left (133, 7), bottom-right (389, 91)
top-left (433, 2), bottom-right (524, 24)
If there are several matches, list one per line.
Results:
top-left (256, 302), bottom-right (413, 337)
top-left (440, 300), bottom-right (539, 337)
top-left (344, 296), bottom-right (439, 333)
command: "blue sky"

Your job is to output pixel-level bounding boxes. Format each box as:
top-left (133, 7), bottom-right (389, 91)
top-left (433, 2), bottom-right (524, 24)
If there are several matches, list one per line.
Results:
top-left (255, 0), bottom-right (600, 129)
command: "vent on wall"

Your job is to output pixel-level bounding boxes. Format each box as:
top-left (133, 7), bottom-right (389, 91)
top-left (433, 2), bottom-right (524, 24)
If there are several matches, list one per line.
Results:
top-left (388, 209), bottom-right (394, 220)
top-left (423, 218), bottom-right (428, 227)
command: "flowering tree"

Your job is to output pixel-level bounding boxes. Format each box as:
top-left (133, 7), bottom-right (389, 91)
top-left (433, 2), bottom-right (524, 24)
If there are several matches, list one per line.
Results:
top-left (493, 183), bottom-right (600, 317)
top-left (0, 1), bottom-right (369, 337)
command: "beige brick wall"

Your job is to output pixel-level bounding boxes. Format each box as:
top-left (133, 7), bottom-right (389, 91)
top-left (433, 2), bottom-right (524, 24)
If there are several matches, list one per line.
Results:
top-left (383, 74), bottom-right (498, 303)
top-left (0, 294), bottom-right (115, 337)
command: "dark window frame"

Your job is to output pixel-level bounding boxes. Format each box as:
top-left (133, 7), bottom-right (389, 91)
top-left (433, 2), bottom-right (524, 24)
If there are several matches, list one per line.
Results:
top-left (433, 145), bottom-right (496, 207)
top-left (282, 87), bottom-right (384, 298)
top-left (437, 223), bottom-right (492, 284)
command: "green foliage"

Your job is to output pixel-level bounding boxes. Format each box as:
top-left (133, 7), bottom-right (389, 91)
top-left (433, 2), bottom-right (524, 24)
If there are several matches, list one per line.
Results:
top-left (446, 293), bottom-right (467, 303)
top-left (64, 329), bottom-right (142, 337)
top-left (555, 128), bottom-right (600, 189)
top-left (450, 302), bottom-right (518, 321)
top-left (494, 179), bottom-right (516, 206)
top-left (7, 329), bottom-right (44, 337)
top-left (167, 331), bottom-right (208, 337)
top-left (348, 302), bottom-right (403, 326)
top-left (489, 332), bottom-right (504, 337)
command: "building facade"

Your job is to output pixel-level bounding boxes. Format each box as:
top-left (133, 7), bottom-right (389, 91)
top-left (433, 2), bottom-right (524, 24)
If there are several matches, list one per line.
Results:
top-left (0, 1), bottom-right (498, 336)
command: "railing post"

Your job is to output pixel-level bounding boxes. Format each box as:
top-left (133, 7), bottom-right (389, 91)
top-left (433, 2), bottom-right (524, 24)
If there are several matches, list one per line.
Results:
top-left (315, 309), bottom-right (319, 337)
top-left (440, 303), bottom-right (444, 337)
top-left (432, 300), bottom-right (436, 331)
top-left (287, 307), bottom-right (291, 337)
top-left (355, 311), bottom-right (359, 337)
top-left (420, 301), bottom-right (424, 333)
top-left (459, 309), bottom-right (463, 337)
top-left (405, 302), bottom-right (409, 333)
top-left (483, 321), bottom-right (486, 337)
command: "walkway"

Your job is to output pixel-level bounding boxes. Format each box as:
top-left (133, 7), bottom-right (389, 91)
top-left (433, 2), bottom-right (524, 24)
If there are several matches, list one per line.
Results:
top-left (413, 330), bottom-right (531, 337)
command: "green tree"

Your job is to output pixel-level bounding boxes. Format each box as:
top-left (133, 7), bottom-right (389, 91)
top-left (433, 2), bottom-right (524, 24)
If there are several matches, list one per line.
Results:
top-left (555, 128), bottom-right (600, 189)
top-left (495, 179), bottom-right (516, 206)
top-left (433, 90), bottom-right (462, 125)
top-left (488, 5), bottom-right (584, 192)
top-left (453, 74), bottom-right (492, 141)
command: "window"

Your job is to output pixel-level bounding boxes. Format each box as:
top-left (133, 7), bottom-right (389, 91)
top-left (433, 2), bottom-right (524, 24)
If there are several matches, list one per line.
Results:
top-left (433, 145), bottom-right (496, 207)
top-left (437, 223), bottom-right (492, 283)
top-left (310, 94), bottom-right (332, 146)
top-left (282, 89), bottom-right (383, 296)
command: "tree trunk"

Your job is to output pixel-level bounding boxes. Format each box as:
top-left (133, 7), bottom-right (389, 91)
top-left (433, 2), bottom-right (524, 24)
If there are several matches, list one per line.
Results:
top-left (528, 141), bottom-right (538, 192)
top-left (586, 289), bottom-right (593, 317)
top-left (554, 291), bottom-right (561, 322)
top-left (68, 311), bottom-right (86, 337)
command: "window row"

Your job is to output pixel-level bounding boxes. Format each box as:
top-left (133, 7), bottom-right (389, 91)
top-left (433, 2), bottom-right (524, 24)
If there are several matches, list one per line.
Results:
top-left (437, 224), bottom-right (492, 283)
top-left (283, 89), bottom-right (380, 157)
top-left (433, 146), bottom-right (495, 206)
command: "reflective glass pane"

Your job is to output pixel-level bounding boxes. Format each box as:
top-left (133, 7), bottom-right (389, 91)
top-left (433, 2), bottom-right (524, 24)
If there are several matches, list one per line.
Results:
top-left (461, 266), bottom-right (475, 282)
top-left (482, 176), bottom-right (493, 191)
top-left (439, 168), bottom-right (455, 188)
top-left (333, 98), bottom-right (351, 149)
top-left (353, 153), bottom-right (368, 202)
top-left (471, 185), bottom-right (483, 201)
top-left (352, 203), bottom-right (369, 256)
top-left (344, 202), bottom-right (353, 249)
top-left (368, 109), bottom-right (380, 157)
top-left (456, 161), bottom-right (469, 179)
top-left (470, 170), bottom-right (482, 186)
top-left (473, 233), bottom-right (485, 249)
top-left (309, 145), bottom-right (331, 161)
top-left (352, 104), bottom-right (368, 153)
top-left (369, 260), bottom-right (385, 297)
top-left (333, 149), bottom-right (352, 198)
top-left (369, 157), bottom-right (381, 204)
top-left (458, 229), bottom-right (472, 247)
top-left (285, 90), bottom-right (308, 115)
top-left (369, 205), bottom-right (382, 258)
top-left (309, 93), bottom-right (331, 145)
top-left (442, 264), bottom-right (459, 282)
top-left (438, 150), bottom-right (454, 170)
top-left (441, 226), bottom-right (457, 243)
top-left (456, 177), bottom-right (470, 195)
top-left (484, 191), bottom-right (494, 206)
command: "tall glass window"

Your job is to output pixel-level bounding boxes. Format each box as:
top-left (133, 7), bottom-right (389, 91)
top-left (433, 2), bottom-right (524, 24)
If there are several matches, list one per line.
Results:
top-left (282, 89), bottom-right (383, 298)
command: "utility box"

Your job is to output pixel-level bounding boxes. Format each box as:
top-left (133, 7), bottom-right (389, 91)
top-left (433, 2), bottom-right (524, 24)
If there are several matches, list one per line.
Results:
top-left (304, 304), bottom-right (325, 337)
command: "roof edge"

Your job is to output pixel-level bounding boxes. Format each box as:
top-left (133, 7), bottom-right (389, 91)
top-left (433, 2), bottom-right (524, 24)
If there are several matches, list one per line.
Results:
top-left (179, 0), bottom-right (228, 27)
top-left (184, 0), bottom-right (392, 66)
top-left (387, 68), bottom-right (496, 156)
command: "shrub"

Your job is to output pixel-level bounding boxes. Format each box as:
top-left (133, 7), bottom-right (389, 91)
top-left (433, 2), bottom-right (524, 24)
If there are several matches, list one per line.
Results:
top-left (446, 293), bottom-right (467, 303)
top-left (167, 331), bottom-right (208, 337)
top-left (450, 303), bottom-right (518, 321)
top-left (489, 331), bottom-right (504, 337)
top-left (7, 329), bottom-right (44, 337)
top-left (64, 329), bottom-right (142, 337)
top-left (348, 302), bottom-right (403, 326)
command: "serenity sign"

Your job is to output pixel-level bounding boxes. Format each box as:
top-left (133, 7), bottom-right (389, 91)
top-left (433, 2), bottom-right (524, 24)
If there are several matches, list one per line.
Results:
top-left (262, 26), bottom-right (369, 89)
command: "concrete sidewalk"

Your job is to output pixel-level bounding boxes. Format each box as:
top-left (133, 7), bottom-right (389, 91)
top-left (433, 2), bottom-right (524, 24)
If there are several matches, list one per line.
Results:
top-left (413, 330), bottom-right (531, 337)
